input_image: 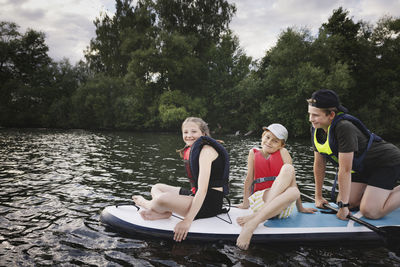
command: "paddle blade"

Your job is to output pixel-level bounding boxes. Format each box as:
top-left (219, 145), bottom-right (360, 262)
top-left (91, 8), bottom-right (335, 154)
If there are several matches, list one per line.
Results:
top-left (380, 226), bottom-right (400, 254)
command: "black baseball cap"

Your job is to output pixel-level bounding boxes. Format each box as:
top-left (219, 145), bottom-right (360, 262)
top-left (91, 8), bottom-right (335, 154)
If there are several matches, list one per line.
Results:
top-left (309, 89), bottom-right (348, 113)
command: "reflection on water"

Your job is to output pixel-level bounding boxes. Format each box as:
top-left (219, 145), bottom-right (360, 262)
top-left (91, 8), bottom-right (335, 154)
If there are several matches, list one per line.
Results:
top-left (0, 128), bottom-right (399, 266)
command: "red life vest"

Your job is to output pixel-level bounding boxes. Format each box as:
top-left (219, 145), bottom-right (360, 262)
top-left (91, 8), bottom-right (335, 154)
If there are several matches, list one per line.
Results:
top-left (183, 146), bottom-right (197, 194)
top-left (252, 148), bottom-right (283, 192)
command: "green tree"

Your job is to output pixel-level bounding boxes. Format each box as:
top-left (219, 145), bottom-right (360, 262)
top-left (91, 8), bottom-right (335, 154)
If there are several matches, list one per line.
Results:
top-left (314, 8), bottom-right (400, 138)
top-left (318, 7), bottom-right (374, 112)
top-left (253, 26), bottom-right (355, 137)
top-left (205, 33), bottom-right (251, 132)
top-left (88, 0), bottom-right (245, 130)
top-left (85, 0), bottom-right (152, 77)
top-left (0, 22), bottom-right (19, 82)
top-left (0, 22), bottom-right (53, 127)
top-left (0, 22), bottom-right (20, 120)
top-left (71, 74), bottom-right (124, 129)
top-left (320, 7), bottom-right (362, 69)
top-left (257, 28), bottom-right (318, 136)
top-left (158, 90), bottom-right (207, 129)
top-left (45, 59), bottom-right (89, 128)
top-left (358, 17), bottom-right (400, 138)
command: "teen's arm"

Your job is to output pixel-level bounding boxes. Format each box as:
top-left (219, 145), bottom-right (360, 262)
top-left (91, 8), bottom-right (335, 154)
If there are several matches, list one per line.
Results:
top-left (173, 145), bottom-right (217, 242)
top-left (314, 151), bottom-right (328, 208)
top-left (336, 152), bottom-right (353, 220)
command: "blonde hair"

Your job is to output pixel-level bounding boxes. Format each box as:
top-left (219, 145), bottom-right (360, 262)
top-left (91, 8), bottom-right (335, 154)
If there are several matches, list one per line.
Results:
top-left (177, 117), bottom-right (225, 158)
top-left (181, 117), bottom-right (211, 137)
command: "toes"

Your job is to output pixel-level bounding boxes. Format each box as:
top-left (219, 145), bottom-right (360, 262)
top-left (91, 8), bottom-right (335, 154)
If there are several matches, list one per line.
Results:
top-left (236, 241), bottom-right (249, 250)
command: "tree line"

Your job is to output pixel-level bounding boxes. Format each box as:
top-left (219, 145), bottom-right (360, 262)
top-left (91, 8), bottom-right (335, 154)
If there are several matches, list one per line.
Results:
top-left (1, 0), bottom-right (399, 139)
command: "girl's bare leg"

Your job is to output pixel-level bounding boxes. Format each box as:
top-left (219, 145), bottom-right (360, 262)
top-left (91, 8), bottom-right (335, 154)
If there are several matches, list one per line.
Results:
top-left (150, 183), bottom-right (180, 199)
top-left (132, 183), bottom-right (182, 212)
top-left (140, 209), bottom-right (172, 220)
top-left (133, 189), bottom-right (193, 220)
top-left (132, 195), bottom-right (152, 209)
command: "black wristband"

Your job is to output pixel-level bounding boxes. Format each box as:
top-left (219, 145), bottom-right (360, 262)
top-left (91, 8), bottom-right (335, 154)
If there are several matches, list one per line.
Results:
top-left (337, 201), bottom-right (350, 208)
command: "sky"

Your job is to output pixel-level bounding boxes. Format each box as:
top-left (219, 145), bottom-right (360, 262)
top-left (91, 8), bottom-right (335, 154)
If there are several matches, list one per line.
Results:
top-left (1, 0), bottom-right (400, 64)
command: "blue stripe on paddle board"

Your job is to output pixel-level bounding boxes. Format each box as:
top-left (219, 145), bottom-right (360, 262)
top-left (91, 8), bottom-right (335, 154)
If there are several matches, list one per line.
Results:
top-left (265, 203), bottom-right (348, 228)
top-left (265, 203), bottom-right (400, 228)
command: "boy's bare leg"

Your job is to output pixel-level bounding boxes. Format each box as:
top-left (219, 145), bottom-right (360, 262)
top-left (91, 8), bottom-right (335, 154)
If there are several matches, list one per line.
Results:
top-left (236, 187), bottom-right (299, 250)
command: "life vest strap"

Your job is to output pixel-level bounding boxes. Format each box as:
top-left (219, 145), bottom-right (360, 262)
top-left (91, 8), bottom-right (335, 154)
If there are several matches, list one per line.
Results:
top-left (251, 176), bottom-right (276, 193)
top-left (313, 113), bottom-right (382, 169)
top-left (216, 196), bottom-right (232, 224)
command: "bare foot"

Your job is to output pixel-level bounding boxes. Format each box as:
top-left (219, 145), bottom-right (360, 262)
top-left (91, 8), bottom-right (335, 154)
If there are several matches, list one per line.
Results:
top-left (132, 195), bottom-right (151, 209)
top-left (140, 209), bottom-right (172, 220)
top-left (236, 214), bottom-right (255, 226)
top-left (236, 221), bottom-right (258, 250)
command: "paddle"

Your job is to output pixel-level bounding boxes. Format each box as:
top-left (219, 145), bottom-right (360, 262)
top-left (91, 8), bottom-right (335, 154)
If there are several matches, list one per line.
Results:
top-left (300, 192), bottom-right (400, 251)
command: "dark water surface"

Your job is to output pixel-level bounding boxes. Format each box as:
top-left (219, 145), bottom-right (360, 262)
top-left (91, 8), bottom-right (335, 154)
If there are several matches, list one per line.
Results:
top-left (0, 128), bottom-right (399, 266)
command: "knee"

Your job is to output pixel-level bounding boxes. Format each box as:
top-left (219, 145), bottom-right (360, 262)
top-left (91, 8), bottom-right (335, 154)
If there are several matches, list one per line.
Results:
top-left (281, 164), bottom-right (295, 173)
top-left (360, 205), bottom-right (384, 220)
top-left (153, 192), bottom-right (170, 207)
top-left (151, 183), bottom-right (166, 194)
top-left (152, 183), bottom-right (165, 191)
top-left (278, 164), bottom-right (295, 180)
top-left (287, 187), bottom-right (300, 202)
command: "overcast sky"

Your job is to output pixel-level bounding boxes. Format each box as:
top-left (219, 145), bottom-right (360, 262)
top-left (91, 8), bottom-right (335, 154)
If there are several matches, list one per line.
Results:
top-left (1, 0), bottom-right (399, 64)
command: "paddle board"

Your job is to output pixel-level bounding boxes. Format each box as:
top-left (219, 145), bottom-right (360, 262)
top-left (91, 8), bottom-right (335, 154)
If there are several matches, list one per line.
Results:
top-left (100, 203), bottom-right (400, 243)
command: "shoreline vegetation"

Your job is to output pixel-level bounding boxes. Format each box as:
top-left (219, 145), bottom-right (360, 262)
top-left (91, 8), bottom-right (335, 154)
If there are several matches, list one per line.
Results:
top-left (1, 1), bottom-right (399, 139)
top-left (1, 127), bottom-right (399, 145)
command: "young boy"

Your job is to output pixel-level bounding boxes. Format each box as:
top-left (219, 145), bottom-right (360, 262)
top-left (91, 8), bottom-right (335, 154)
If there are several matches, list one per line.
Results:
top-left (236, 123), bottom-right (316, 250)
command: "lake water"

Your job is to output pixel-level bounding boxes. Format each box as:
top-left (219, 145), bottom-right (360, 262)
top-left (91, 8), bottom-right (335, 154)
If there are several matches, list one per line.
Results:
top-left (0, 128), bottom-right (399, 266)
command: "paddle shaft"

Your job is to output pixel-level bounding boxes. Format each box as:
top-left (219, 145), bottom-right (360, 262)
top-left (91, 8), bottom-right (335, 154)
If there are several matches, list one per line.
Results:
top-left (300, 193), bottom-right (386, 235)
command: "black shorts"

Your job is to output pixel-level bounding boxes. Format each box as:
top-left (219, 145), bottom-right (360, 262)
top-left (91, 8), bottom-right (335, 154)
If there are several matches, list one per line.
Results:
top-left (179, 187), bottom-right (224, 219)
top-left (352, 164), bottom-right (400, 190)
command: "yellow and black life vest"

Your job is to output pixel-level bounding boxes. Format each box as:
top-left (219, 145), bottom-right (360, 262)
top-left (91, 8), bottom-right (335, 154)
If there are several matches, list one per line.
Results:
top-left (312, 113), bottom-right (381, 172)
